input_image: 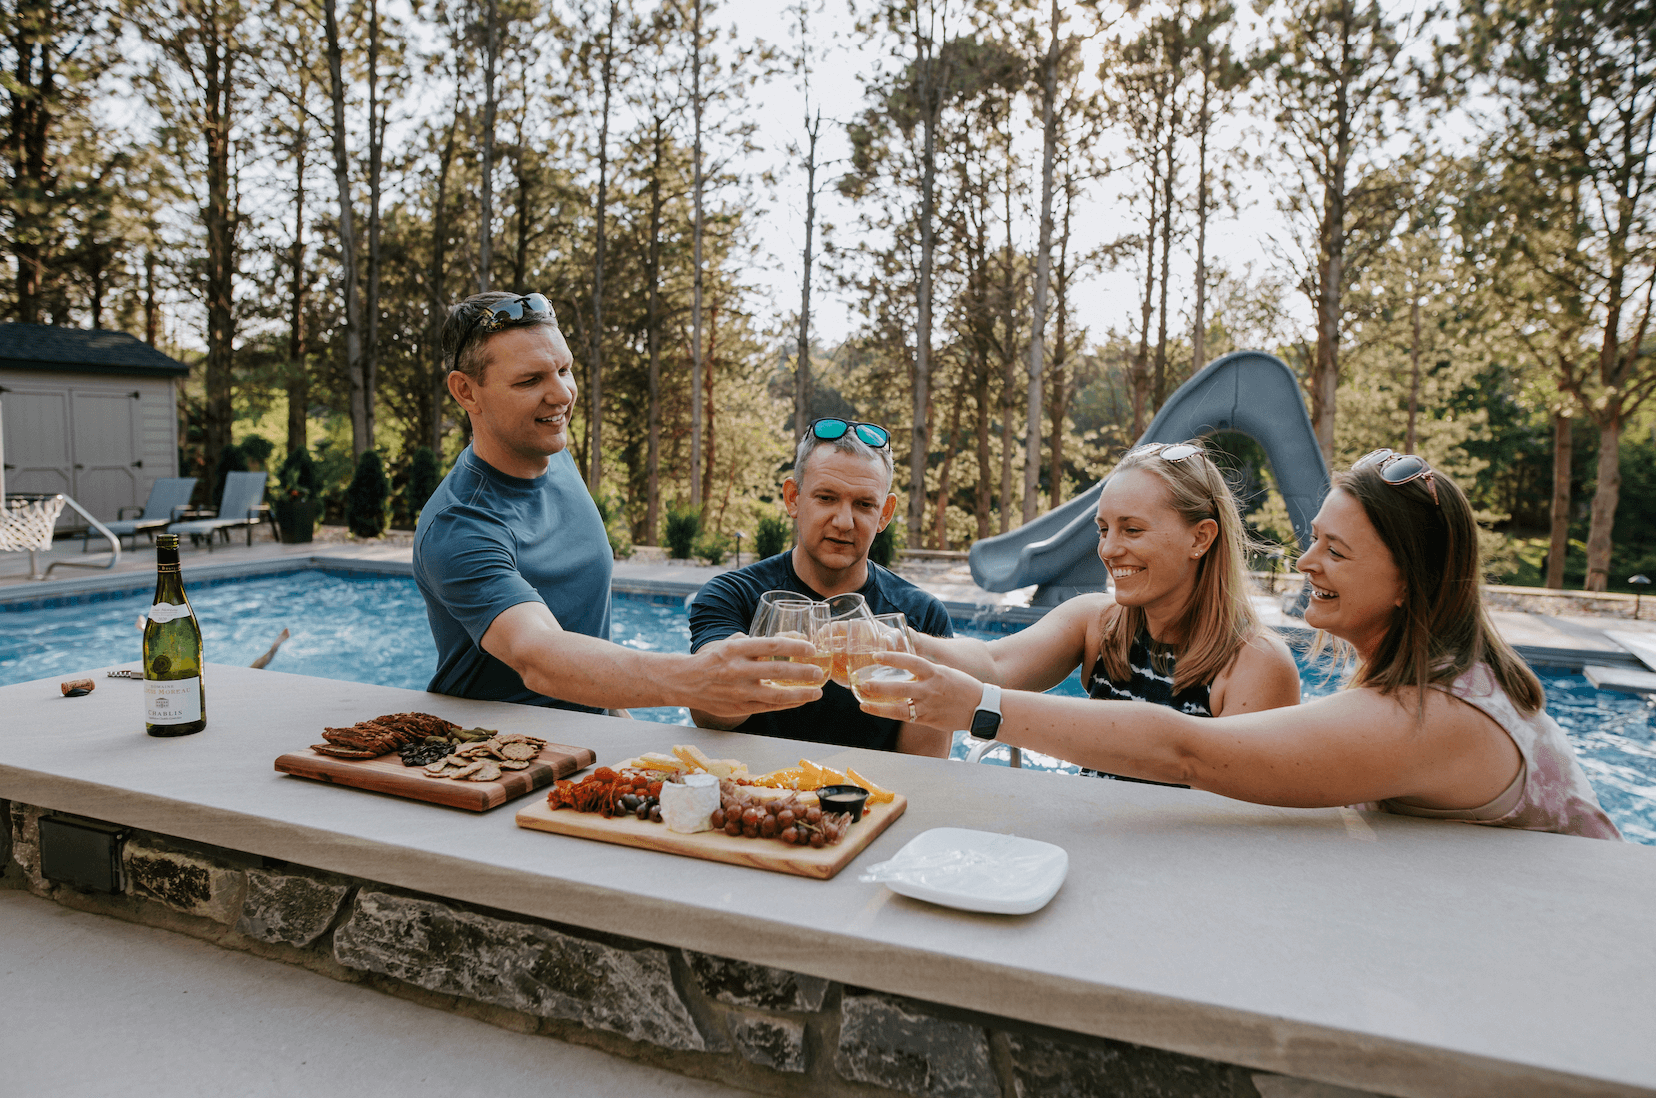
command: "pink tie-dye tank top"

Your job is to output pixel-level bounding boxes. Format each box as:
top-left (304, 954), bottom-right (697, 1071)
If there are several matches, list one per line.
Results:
top-left (1372, 664), bottom-right (1622, 840)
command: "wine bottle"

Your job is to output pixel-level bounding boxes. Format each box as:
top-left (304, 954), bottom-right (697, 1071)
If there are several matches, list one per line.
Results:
top-left (143, 533), bottom-right (206, 736)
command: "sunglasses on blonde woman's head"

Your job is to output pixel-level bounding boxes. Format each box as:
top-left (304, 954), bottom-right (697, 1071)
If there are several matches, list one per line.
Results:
top-left (1128, 441), bottom-right (1202, 462)
top-left (1354, 448), bottom-right (1439, 505)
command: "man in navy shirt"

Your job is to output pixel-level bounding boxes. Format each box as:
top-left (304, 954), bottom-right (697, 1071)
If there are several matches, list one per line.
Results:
top-left (414, 291), bottom-right (822, 721)
top-left (688, 420), bottom-right (954, 754)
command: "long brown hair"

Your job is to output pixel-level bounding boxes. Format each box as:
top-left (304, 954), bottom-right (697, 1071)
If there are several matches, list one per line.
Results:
top-left (1098, 442), bottom-right (1261, 692)
top-left (1333, 462), bottom-right (1543, 714)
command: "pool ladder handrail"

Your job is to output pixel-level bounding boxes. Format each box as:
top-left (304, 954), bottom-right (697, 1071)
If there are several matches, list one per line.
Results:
top-left (1, 493), bottom-right (122, 580)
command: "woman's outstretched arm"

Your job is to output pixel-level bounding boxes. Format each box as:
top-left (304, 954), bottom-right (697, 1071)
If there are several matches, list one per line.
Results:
top-left (911, 593), bottom-right (1102, 692)
top-left (866, 652), bottom-right (1519, 810)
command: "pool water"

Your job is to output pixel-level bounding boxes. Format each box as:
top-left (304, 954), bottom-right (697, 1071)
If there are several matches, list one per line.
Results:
top-left (3, 568), bottom-right (1652, 844)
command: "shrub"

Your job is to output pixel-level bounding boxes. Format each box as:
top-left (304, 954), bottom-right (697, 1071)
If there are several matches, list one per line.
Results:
top-left (310, 440), bottom-right (355, 524)
top-left (238, 435), bottom-right (275, 469)
top-left (406, 446), bottom-right (441, 518)
top-left (345, 450), bottom-right (390, 538)
top-left (278, 446), bottom-right (320, 502)
top-left (754, 511), bottom-right (790, 559)
top-left (695, 531), bottom-right (733, 566)
top-left (664, 505), bottom-right (700, 559)
top-left (870, 520), bottom-right (903, 568)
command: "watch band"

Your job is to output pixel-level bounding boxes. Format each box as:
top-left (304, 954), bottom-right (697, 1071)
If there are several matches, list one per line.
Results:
top-left (969, 682), bottom-right (1003, 741)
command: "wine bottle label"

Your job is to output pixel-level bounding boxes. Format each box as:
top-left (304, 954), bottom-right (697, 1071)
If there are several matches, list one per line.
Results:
top-left (147, 602), bottom-right (194, 624)
top-left (145, 678), bottom-right (202, 724)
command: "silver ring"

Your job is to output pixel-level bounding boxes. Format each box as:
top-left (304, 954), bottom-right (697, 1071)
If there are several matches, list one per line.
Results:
top-left (907, 700), bottom-right (918, 721)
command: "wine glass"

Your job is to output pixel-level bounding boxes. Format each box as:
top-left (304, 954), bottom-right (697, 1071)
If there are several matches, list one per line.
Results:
top-left (821, 592), bottom-right (876, 688)
top-left (846, 611), bottom-right (917, 720)
top-left (754, 600), bottom-right (831, 687)
top-left (749, 590), bottom-right (811, 636)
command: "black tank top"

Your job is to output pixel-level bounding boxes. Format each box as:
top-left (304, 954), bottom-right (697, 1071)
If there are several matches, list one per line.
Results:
top-left (1082, 628), bottom-right (1212, 786)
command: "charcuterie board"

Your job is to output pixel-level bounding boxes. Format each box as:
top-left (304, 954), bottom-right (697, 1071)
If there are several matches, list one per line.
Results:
top-left (514, 794), bottom-right (908, 879)
top-left (275, 741), bottom-right (594, 812)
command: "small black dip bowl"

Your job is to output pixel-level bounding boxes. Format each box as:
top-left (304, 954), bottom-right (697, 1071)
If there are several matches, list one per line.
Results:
top-left (817, 784), bottom-right (870, 823)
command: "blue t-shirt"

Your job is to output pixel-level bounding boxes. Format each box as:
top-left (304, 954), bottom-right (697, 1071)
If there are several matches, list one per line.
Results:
top-left (687, 551), bottom-right (953, 750)
top-left (413, 446), bottom-right (612, 711)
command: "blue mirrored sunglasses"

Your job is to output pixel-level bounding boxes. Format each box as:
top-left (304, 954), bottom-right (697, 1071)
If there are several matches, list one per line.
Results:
top-left (810, 418), bottom-right (890, 449)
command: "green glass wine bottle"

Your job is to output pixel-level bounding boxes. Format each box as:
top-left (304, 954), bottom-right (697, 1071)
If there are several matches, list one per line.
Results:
top-left (143, 533), bottom-right (206, 736)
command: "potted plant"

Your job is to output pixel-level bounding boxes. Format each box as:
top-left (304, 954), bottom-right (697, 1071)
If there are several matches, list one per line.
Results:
top-left (273, 449), bottom-right (321, 544)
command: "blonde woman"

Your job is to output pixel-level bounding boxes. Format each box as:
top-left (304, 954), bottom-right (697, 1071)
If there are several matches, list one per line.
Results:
top-left (874, 451), bottom-right (1621, 839)
top-left (912, 441), bottom-right (1299, 780)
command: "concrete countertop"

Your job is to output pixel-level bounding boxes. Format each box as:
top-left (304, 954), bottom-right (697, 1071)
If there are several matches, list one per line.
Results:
top-left (3, 664), bottom-right (1653, 1098)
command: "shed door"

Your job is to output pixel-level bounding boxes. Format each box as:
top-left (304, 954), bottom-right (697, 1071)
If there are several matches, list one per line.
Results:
top-left (1, 388), bottom-right (73, 499)
top-left (71, 389), bottom-right (141, 521)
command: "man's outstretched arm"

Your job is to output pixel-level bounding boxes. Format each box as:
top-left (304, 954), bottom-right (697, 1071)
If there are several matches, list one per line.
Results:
top-left (482, 601), bottom-right (822, 720)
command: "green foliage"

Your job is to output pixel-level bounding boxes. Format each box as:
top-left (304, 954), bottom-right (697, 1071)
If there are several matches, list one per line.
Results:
top-left (345, 450), bottom-right (390, 539)
top-left (695, 531), bottom-right (733, 566)
top-left (278, 447), bottom-right (319, 503)
top-left (754, 511), bottom-right (791, 559)
top-left (593, 492), bottom-right (634, 559)
top-left (310, 441), bottom-right (356, 525)
top-left (870, 520), bottom-right (903, 568)
top-left (664, 505), bottom-right (701, 560)
top-left (238, 435), bottom-right (275, 467)
top-left (406, 447), bottom-right (441, 518)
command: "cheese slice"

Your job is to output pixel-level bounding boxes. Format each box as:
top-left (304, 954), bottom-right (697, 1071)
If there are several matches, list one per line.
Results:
top-left (660, 772), bottom-right (721, 833)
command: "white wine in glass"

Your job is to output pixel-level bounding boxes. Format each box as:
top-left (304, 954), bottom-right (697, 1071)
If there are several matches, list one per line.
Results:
top-left (822, 592), bottom-right (874, 688)
top-left (846, 612), bottom-right (916, 720)
top-left (758, 601), bottom-right (832, 686)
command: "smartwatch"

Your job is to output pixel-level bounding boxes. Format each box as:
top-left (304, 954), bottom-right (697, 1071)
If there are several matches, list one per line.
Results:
top-left (968, 683), bottom-right (1003, 741)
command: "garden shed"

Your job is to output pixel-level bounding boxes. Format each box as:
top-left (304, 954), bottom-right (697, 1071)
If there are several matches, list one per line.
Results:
top-left (0, 324), bottom-right (185, 525)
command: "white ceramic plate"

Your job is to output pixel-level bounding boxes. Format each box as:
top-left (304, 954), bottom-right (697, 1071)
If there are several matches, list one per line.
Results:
top-left (864, 827), bottom-right (1069, 915)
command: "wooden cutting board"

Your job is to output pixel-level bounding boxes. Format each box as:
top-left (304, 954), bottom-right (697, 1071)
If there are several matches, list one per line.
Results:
top-left (514, 793), bottom-right (907, 879)
top-left (275, 741), bottom-right (595, 812)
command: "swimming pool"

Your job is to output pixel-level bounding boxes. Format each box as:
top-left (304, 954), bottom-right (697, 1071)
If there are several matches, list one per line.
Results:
top-left (4, 567), bottom-right (1651, 844)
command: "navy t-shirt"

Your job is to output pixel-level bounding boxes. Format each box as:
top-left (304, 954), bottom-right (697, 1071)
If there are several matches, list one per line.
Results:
top-left (687, 551), bottom-right (954, 750)
top-left (413, 446), bottom-right (612, 712)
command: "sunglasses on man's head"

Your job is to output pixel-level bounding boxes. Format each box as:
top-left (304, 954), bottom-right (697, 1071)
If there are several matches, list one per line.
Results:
top-left (1354, 448), bottom-right (1439, 505)
top-left (455, 292), bottom-right (555, 364)
top-left (809, 418), bottom-right (890, 449)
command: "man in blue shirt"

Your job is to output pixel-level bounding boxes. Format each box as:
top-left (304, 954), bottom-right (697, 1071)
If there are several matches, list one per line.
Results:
top-left (687, 420), bottom-right (954, 754)
top-left (414, 291), bottom-right (822, 721)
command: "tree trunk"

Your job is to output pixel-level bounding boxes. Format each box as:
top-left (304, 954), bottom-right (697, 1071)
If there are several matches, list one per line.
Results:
top-left (8, 11), bottom-right (54, 324)
top-left (144, 252), bottom-right (158, 345)
top-left (1405, 284), bottom-right (1421, 454)
top-left (1191, 53), bottom-right (1212, 372)
top-left (1153, 89), bottom-right (1178, 412)
top-left (1310, 78), bottom-right (1352, 465)
top-left (589, 0), bottom-right (617, 496)
top-left (427, 90), bottom-right (461, 453)
top-left (974, 347), bottom-right (992, 543)
top-left (645, 116), bottom-right (665, 545)
top-left (201, 8), bottom-right (237, 477)
top-left (1546, 410), bottom-right (1571, 590)
top-left (1023, 0), bottom-right (1060, 524)
top-left (478, 0), bottom-right (498, 292)
top-left (690, 0), bottom-right (706, 510)
top-left (363, 0), bottom-right (383, 454)
top-left (323, 0), bottom-right (367, 457)
top-left (1047, 172), bottom-right (1075, 510)
top-left (997, 138), bottom-right (1018, 535)
top-left (1583, 416), bottom-right (1620, 592)
top-left (796, 108), bottom-right (820, 440)
top-left (286, 76), bottom-right (309, 459)
top-left (910, 8), bottom-right (942, 543)
top-left (702, 297), bottom-right (718, 507)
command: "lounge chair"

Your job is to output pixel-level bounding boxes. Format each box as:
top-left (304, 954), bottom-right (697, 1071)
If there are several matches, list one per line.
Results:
top-left (91, 477), bottom-right (197, 551)
top-left (169, 471), bottom-right (270, 550)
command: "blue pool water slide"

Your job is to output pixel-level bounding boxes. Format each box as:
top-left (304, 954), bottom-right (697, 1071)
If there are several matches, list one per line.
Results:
top-left (968, 350), bottom-right (1330, 606)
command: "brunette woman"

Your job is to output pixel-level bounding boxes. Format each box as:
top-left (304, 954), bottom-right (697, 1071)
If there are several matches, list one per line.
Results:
top-left (872, 451), bottom-right (1621, 839)
top-left (910, 442), bottom-right (1299, 780)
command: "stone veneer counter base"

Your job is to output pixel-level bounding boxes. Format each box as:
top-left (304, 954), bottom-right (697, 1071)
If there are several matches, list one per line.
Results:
top-left (1, 663), bottom-right (1653, 1098)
